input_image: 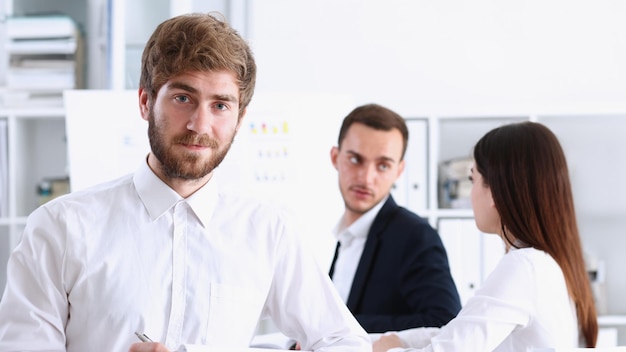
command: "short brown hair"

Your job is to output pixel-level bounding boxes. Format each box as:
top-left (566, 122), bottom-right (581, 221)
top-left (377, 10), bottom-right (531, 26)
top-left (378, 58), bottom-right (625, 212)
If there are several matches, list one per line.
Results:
top-left (337, 103), bottom-right (409, 160)
top-left (140, 12), bottom-right (256, 117)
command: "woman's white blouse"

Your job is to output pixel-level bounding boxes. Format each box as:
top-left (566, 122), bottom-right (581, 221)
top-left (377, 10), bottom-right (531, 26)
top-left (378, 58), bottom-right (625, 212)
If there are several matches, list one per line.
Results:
top-left (389, 247), bottom-right (578, 352)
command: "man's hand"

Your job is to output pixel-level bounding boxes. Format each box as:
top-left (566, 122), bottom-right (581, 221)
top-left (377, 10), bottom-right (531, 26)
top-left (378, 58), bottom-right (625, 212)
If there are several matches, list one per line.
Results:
top-left (372, 333), bottom-right (403, 352)
top-left (128, 342), bottom-right (171, 352)
top-left (289, 341), bottom-right (301, 350)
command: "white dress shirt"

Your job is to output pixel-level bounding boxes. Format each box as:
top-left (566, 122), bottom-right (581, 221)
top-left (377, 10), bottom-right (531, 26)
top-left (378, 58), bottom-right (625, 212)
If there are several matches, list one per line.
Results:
top-left (331, 196), bottom-right (387, 303)
top-left (387, 247), bottom-right (579, 352)
top-left (0, 161), bottom-right (370, 352)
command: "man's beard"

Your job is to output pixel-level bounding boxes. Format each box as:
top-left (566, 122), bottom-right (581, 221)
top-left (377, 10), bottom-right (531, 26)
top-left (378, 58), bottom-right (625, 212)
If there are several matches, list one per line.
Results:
top-left (148, 111), bottom-right (234, 180)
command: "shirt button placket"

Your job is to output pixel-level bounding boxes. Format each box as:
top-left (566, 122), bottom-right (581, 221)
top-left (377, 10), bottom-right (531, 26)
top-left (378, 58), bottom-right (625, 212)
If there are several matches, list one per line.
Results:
top-left (165, 201), bottom-right (187, 349)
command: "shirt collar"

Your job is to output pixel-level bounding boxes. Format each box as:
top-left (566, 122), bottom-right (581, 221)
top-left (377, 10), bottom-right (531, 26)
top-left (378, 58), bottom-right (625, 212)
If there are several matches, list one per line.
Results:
top-left (333, 195), bottom-right (389, 242)
top-left (134, 159), bottom-right (219, 228)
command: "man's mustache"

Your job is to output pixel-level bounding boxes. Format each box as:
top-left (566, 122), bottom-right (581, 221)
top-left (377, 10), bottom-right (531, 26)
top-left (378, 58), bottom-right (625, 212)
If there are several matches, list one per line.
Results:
top-left (173, 134), bottom-right (219, 148)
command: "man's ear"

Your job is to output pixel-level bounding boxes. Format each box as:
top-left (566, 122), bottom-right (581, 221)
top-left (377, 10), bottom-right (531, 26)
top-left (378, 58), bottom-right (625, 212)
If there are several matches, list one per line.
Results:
top-left (330, 146), bottom-right (339, 170)
top-left (138, 88), bottom-right (150, 121)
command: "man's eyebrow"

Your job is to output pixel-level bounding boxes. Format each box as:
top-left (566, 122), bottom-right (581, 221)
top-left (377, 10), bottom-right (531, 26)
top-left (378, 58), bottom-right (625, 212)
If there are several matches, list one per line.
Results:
top-left (167, 82), bottom-right (238, 102)
top-left (346, 150), bottom-right (396, 163)
top-left (167, 82), bottom-right (198, 94)
top-left (345, 150), bottom-right (361, 158)
top-left (213, 93), bottom-right (238, 103)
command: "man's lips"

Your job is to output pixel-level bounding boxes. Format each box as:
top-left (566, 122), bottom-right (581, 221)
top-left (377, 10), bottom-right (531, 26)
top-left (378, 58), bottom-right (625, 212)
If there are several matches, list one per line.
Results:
top-left (350, 186), bottom-right (372, 198)
top-left (179, 143), bottom-right (207, 151)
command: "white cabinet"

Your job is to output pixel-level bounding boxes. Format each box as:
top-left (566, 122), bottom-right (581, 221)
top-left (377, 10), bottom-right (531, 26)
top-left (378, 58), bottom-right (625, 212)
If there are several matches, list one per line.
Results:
top-left (393, 112), bottom-right (626, 321)
top-left (438, 218), bottom-right (504, 305)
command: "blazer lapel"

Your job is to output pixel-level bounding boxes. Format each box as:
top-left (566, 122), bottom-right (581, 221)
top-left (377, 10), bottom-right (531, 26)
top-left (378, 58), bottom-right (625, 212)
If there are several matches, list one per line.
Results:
top-left (346, 196), bottom-right (400, 311)
top-left (328, 241), bottom-right (341, 278)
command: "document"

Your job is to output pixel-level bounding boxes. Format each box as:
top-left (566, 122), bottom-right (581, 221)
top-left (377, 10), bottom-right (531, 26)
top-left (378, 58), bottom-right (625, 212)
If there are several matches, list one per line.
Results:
top-left (250, 331), bottom-right (296, 349)
top-left (177, 346), bottom-right (302, 352)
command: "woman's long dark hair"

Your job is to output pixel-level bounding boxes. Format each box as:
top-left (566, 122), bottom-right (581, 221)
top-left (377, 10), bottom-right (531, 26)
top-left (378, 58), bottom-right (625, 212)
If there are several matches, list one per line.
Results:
top-left (473, 121), bottom-right (597, 347)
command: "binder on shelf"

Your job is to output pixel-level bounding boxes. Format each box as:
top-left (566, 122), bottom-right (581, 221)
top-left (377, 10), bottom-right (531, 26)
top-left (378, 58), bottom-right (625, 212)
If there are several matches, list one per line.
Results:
top-left (0, 120), bottom-right (7, 218)
top-left (404, 119), bottom-right (428, 213)
top-left (391, 118), bottom-right (428, 214)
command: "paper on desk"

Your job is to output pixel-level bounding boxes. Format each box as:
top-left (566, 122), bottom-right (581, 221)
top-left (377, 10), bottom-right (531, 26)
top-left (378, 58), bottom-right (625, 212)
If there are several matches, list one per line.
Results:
top-left (177, 346), bottom-right (302, 352)
top-left (250, 331), bottom-right (296, 349)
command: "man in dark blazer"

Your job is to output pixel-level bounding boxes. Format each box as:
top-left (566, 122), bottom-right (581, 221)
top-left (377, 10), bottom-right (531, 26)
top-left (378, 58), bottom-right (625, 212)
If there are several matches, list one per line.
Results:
top-left (329, 103), bottom-right (461, 333)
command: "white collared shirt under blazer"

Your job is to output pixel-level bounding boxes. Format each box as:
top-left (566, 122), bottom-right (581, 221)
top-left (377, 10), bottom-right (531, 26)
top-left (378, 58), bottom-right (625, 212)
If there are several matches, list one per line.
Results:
top-left (387, 247), bottom-right (578, 352)
top-left (0, 161), bottom-right (370, 352)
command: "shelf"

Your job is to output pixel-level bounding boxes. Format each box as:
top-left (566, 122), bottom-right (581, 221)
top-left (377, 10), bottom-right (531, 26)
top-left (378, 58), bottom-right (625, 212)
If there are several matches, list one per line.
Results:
top-left (6, 15), bottom-right (78, 40)
top-left (432, 208), bottom-right (474, 219)
top-left (5, 39), bottom-right (77, 55)
top-left (599, 315), bottom-right (626, 326)
top-left (0, 106), bottom-right (65, 118)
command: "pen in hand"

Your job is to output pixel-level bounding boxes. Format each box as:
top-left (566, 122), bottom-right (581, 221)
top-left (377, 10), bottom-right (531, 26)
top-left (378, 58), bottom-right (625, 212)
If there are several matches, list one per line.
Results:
top-left (135, 331), bottom-right (153, 343)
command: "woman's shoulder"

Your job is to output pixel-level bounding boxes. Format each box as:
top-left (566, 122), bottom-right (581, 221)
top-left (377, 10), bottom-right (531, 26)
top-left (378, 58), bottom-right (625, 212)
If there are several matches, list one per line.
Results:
top-left (504, 247), bottom-right (558, 269)
top-left (478, 247), bottom-right (560, 299)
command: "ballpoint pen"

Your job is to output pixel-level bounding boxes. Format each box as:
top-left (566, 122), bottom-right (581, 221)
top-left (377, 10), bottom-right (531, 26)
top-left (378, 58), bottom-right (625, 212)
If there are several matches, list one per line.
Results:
top-left (134, 331), bottom-right (153, 343)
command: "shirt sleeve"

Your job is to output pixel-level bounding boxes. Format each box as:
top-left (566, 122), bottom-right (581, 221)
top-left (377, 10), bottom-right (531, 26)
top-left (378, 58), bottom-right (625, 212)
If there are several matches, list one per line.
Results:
top-left (259, 209), bottom-right (372, 352)
top-left (0, 204), bottom-right (69, 351)
top-left (389, 251), bottom-right (534, 352)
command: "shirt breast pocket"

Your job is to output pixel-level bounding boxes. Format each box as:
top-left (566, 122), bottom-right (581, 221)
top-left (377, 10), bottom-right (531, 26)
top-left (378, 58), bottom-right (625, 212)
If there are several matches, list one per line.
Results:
top-left (204, 282), bottom-right (265, 347)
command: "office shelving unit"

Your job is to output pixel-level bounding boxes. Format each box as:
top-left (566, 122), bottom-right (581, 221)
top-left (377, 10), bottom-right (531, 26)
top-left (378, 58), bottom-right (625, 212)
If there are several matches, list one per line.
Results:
top-left (0, 0), bottom-right (84, 294)
top-left (0, 106), bottom-right (67, 295)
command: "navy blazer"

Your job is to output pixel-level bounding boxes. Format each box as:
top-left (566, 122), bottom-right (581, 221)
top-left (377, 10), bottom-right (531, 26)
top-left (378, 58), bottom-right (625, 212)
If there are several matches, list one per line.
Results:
top-left (330, 195), bottom-right (461, 333)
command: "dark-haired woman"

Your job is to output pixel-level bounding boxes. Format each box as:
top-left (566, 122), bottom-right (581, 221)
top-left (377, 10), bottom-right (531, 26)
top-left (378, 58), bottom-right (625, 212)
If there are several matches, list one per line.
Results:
top-left (373, 121), bottom-right (597, 352)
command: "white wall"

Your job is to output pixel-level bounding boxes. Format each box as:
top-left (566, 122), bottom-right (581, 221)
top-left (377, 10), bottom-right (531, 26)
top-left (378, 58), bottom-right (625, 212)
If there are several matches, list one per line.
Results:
top-left (248, 0), bottom-right (626, 114)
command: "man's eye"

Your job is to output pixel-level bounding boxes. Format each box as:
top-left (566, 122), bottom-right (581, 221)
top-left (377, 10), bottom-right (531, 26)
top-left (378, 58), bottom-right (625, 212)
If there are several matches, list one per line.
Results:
top-left (215, 103), bottom-right (228, 111)
top-left (349, 156), bottom-right (359, 164)
top-left (378, 164), bottom-right (390, 171)
top-left (175, 95), bottom-right (190, 103)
